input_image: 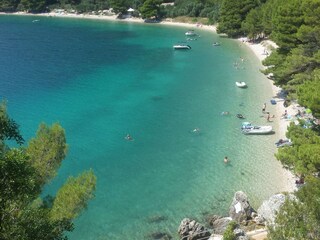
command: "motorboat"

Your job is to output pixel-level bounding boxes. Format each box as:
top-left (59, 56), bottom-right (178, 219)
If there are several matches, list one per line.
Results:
top-left (212, 42), bottom-right (220, 46)
top-left (275, 139), bottom-right (292, 148)
top-left (241, 122), bottom-right (273, 135)
top-left (173, 44), bottom-right (191, 50)
top-left (236, 81), bottom-right (247, 88)
top-left (185, 30), bottom-right (197, 36)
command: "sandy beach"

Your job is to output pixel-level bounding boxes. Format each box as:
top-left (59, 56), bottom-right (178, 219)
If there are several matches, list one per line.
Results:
top-left (239, 39), bottom-right (298, 192)
top-left (5, 11), bottom-right (217, 32)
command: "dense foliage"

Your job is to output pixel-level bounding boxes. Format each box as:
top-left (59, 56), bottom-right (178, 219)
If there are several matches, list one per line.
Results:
top-left (216, 0), bottom-right (260, 37)
top-left (0, 102), bottom-right (96, 240)
top-left (268, 178), bottom-right (320, 239)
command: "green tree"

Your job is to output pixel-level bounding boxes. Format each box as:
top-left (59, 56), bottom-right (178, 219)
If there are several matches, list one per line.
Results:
top-left (18, 0), bottom-right (47, 13)
top-left (109, 0), bottom-right (131, 15)
top-left (139, 0), bottom-right (162, 19)
top-left (51, 170), bottom-right (96, 221)
top-left (217, 0), bottom-right (259, 38)
top-left (242, 7), bottom-right (264, 40)
top-left (27, 123), bottom-right (68, 186)
top-left (269, 178), bottom-right (320, 239)
top-left (0, 0), bottom-right (20, 11)
top-left (0, 104), bottom-right (96, 240)
top-left (270, 0), bottom-right (304, 53)
top-left (0, 101), bottom-right (24, 150)
top-left (259, 0), bottom-right (278, 36)
top-left (298, 71), bottom-right (320, 118)
top-left (275, 124), bottom-right (320, 176)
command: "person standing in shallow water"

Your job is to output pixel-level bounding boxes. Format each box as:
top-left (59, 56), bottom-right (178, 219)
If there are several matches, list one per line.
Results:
top-left (262, 103), bottom-right (266, 112)
top-left (267, 112), bottom-right (271, 122)
top-left (224, 156), bottom-right (229, 163)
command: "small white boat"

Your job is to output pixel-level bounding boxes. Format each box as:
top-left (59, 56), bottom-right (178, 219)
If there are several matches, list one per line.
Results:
top-left (275, 139), bottom-right (292, 148)
top-left (241, 122), bottom-right (273, 135)
top-left (173, 44), bottom-right (191, 50)
top-left (185, 30), bottom-right (197, 36)
top-left (212, 42), bottom-right (220, 46)
top-left (236, 81), bottom-right (247, 88)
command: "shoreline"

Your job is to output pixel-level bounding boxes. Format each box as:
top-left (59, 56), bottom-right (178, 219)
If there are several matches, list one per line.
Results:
top-left (1, 11), bottom-right (217, 32)
top-left (1, 11), bottom-right (295, 192)
top-left (239, 39), bottom-right (297, 192)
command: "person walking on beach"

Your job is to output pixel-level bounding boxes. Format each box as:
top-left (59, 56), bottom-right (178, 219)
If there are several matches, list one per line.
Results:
top-left (283, 110), bottom-right (288, 119)
top-left (262, 103), bottom-right (266, 112)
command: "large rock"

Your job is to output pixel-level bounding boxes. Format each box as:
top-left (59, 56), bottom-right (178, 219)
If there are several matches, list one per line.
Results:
top-left (206, 215), bottom-right (222, 226)
top-left (257, 193), bottom-right (293, 224)
top-left (211, 217), bottom-right (232, 234)
top-left (229, 191), bottom-right (254, 222)
top-left (178, 218), bottom-right (211, 240)
top-left (233, 228), bottom-right (249, 240)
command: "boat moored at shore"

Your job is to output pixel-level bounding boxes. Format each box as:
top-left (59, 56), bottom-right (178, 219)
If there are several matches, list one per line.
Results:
top-left (241, 122), bottom-right (273, 135)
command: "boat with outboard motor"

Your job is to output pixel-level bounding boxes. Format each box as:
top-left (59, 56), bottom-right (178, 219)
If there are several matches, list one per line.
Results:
top-left (241, 122), bottom-right (273, 135)
top-left (185, 30), bottom-right (197, 36)
top-left (173, 44), bottom-right (191, 50)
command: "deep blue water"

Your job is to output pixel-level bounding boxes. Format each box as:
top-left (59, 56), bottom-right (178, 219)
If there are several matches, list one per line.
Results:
top-left (0, 15), bottom-right (289, 239)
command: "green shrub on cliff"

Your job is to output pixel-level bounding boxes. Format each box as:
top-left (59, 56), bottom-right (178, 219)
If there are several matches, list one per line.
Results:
top-left (223, 221), bottom-right (237, 240)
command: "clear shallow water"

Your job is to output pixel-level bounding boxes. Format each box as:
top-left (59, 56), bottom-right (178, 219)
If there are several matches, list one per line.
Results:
top-left (0, 15), bottom-right (289, 239)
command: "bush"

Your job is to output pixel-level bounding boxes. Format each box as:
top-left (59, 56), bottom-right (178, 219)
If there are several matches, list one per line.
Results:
top-left (223, 221), bottom-right (237, 240)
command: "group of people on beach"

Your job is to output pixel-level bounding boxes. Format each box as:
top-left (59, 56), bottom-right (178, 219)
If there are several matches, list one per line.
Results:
top-left (262, 102), bottom-right (275, 122)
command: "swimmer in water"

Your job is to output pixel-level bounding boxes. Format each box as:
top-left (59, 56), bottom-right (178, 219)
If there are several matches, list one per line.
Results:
top-left (192, 128), bottom-right (200, 133)
top-left (125, 134), bottom-right (133, 141)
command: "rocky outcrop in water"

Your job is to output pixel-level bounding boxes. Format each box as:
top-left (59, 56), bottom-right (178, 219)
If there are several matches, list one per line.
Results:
top-left (229, 191), bottom-right (255, 223)
top-left (178, 218), bottom-right (211, 240)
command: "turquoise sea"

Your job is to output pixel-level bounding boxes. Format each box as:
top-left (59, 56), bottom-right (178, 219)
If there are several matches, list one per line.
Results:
top-left (0, 15), bottom-right (289, 239)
